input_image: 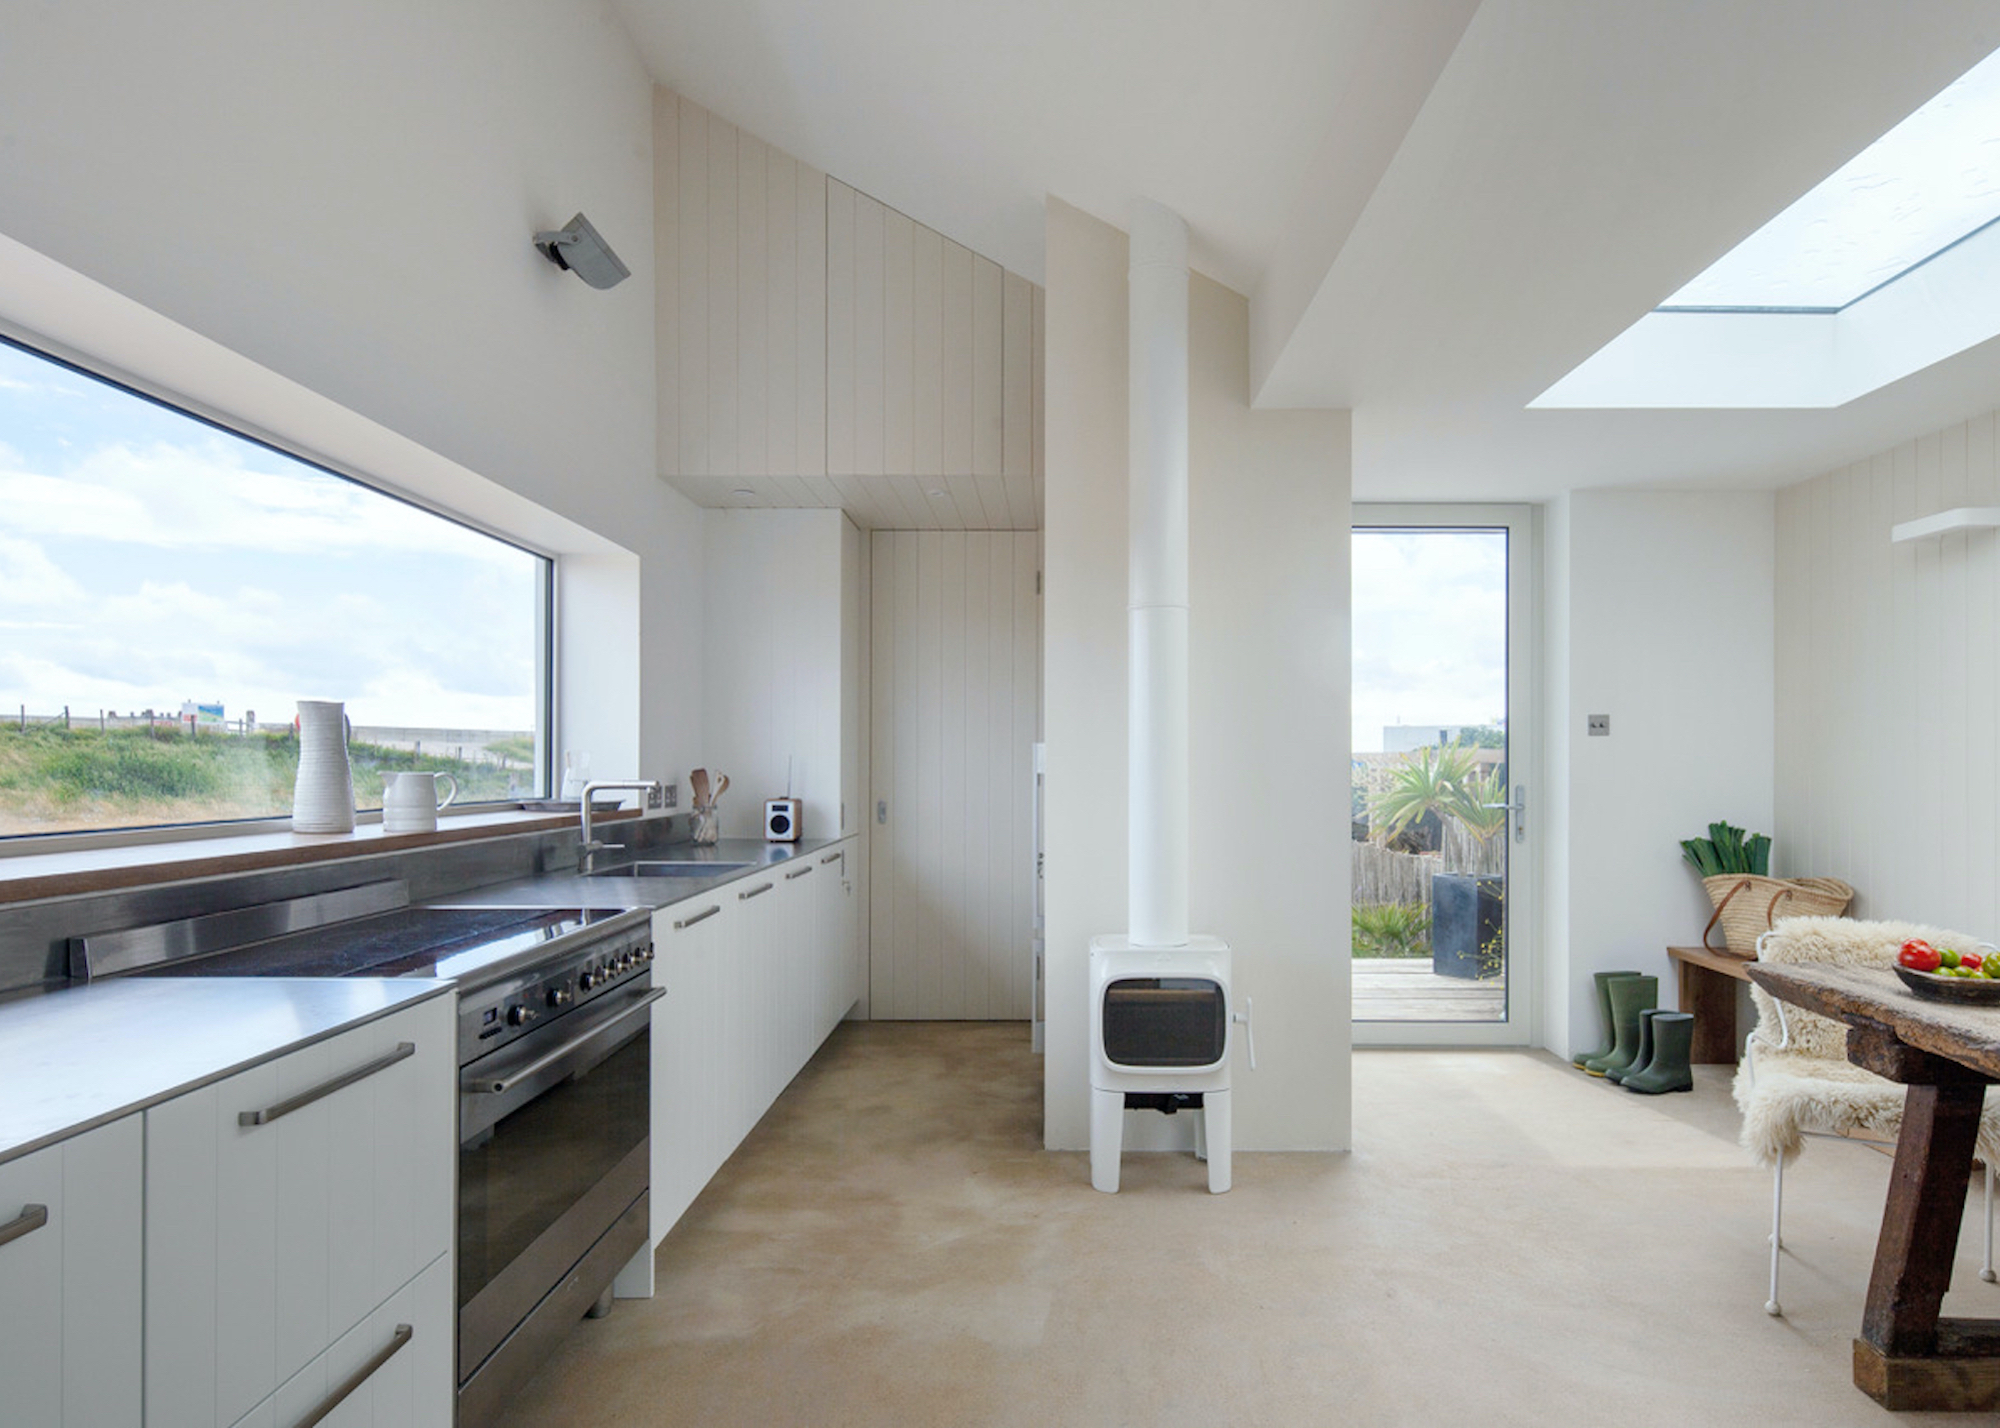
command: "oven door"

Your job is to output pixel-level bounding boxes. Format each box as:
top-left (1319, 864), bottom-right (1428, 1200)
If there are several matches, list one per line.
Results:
top-left (457, 979), bottom-right (661, 1386)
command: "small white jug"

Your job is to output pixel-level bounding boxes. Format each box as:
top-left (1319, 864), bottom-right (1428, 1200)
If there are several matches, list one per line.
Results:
top-left (382, 770), bottom-right (458, 834)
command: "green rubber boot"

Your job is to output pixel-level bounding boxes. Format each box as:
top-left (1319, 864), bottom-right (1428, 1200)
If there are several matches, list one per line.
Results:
top-left (1584, 975), bottom-right (1657, 1078)
top-left (1606, 1008), bottom-right (1665, 1085)
top-left (1623, 1012), bottom-right (1694, 1094)
top-left (1572, 970), bottom-right (1643, 1067)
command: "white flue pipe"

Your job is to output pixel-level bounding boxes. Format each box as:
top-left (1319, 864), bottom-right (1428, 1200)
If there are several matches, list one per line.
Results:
top-left (1128, 199), bottom-right (1190, 949)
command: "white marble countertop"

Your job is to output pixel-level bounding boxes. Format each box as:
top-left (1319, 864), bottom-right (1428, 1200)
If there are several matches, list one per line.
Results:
top-left (0, 977), bottom-right (451, 1165)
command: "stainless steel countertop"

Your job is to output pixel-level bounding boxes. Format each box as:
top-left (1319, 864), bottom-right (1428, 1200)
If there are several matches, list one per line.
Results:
top-left (433, 835), bottom-right (849, 910)
top-left (0, 977), bottom-right (451, 1166)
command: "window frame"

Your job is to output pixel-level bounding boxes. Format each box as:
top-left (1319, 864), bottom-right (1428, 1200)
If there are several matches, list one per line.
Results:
top-left (0, 331), bottom-right (557, 847)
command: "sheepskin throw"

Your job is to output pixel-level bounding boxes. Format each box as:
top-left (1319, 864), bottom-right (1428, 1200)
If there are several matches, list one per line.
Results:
top-left (1733, 916), bottom-right (2000, 1166)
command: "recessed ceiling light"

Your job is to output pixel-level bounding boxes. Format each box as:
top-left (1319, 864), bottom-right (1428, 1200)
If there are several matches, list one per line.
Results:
top-left (731, 488), bottom-right (755, 499)
top-left (929, 489), bottom-right (947, 499)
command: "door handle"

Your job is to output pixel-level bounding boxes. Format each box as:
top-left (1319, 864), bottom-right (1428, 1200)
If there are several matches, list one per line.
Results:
top-left (0, 1203), bottom-right (48, 1249)
top-left (1480, 786), bottom-right (1527, 844)
top-left (239, 1042), bottom-right (416, 1127)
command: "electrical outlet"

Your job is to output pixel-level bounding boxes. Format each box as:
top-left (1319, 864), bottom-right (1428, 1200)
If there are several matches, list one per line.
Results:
top-left (877, 799), bottom-right (888, 825)
top-left (658, 782), bottom-right (677, 809)
top-left (1587, 714), bottom-right (1610, 737)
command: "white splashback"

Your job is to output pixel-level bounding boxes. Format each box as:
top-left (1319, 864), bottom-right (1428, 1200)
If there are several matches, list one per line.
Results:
top-left (1776, 409), bottom-right (2000, 937)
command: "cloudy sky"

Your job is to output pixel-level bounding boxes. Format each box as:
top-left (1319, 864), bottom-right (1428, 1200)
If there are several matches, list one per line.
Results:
top-left (0, 341), bottom-right (542, 731)
top-left (1352, 527), bottom-right (1508, 753)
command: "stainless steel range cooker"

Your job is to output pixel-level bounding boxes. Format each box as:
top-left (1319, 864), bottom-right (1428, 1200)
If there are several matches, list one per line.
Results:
top-left (71, 880), bottom-right (660, 1427)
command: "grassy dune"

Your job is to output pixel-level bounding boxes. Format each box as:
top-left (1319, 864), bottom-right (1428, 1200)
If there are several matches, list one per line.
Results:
top-left (0, 724), bottom-right (529, 836)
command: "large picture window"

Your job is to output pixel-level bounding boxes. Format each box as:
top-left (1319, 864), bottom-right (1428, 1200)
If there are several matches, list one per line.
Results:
top-left (0, 337), bottom-right (551, 838)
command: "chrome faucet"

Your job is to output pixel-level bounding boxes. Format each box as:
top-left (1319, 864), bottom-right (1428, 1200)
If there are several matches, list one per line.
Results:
top-left (577, 780), bottom-right (661, 874)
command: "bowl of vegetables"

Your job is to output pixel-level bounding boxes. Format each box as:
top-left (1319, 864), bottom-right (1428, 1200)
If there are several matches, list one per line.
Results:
top-left (1894, 938), bottom-right (2000, 1003)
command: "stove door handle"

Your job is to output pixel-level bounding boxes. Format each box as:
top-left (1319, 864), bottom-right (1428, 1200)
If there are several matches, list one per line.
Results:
top-left (463, 988), bottom-right (665, 1096)
top-left (239, 1041), bottom-right (416, 1127)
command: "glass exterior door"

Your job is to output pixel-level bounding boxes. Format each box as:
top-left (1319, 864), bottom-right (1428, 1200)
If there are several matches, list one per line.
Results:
top-left (1351, 506), bottom-right (1534, 1045)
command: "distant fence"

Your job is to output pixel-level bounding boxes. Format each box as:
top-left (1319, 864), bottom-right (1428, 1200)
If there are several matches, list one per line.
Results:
top-left (1353, 826), bottom-right (1505, 908)
top-left (1353, 841), bottom-right (1435, 908)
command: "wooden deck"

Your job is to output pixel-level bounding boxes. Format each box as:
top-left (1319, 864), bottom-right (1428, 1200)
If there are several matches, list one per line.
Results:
top-left (1353, 958), bottom-right (1507, 1022)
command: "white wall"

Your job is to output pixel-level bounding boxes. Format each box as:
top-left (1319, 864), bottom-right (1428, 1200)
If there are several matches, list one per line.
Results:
top-left (1775, 410), bottom-right (2000, 935)
top-left (1542, 489), bottom-right (1776, 1056)
top-left (0, 0), bottom-right (702, 787)
top-left (1043, 197), bottom-right (1350, 1154)
top-left (700, 509), bottom-right (854, 840)
top-left (868, 531), bottom-right (1040, 1019)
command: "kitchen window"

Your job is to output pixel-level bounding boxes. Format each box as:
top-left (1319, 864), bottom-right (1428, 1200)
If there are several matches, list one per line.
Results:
top-left (0, 335), bottom-right (551, 838)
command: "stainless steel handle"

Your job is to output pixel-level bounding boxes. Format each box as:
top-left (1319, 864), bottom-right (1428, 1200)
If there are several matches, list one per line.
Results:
top-left (293, 1322), bottom-right (412, 1428)
top-left (1479, 784), bottom-right (1528, 844)
top-left (785, 865), bottom-right (814, 880)
top-left (0, 1203), bottom-right (48, 1249)
top-left (738, 882), bottom-right (774, 901)
top-left (819, 852), bottom-right (842, 865)
top-left (240, 1042), bottom-right (416, 1127)
top-left (673, 904), bottom-right (721, 930)
top-left (463, 988), bottom-right (664, 1095)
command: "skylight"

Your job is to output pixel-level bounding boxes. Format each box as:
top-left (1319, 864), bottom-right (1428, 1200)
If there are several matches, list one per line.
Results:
top-left (1660, 47), bottom-right (2000, 312)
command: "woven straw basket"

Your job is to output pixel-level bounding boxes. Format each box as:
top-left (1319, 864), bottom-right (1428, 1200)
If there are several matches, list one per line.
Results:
top-left (1701, 873), bottom-right (1855, 953)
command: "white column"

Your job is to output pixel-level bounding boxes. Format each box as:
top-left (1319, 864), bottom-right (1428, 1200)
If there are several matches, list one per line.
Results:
top-left (1127, 198), bottom-right (1190, 949)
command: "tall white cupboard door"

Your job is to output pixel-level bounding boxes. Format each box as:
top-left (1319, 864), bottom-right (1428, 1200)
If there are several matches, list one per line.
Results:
top-left (871, 531), bottom-right (1042, 1019)
top-left (778, 860), bottom-right (819, 1074)
top-left (147, 995), bottom-right (455, 1427)
top-left (0, 1114), bottom-right (142, 1428)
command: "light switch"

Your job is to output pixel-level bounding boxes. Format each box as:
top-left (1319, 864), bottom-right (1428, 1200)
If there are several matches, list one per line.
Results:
top-left (1587, 714), bottom-right (1610, 737)
top-left (877, 799), bottom-right (889, 824)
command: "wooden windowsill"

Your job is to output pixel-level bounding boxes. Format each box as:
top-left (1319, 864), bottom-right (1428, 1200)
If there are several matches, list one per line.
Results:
top-left (0, 808), bottom-right (640, 906)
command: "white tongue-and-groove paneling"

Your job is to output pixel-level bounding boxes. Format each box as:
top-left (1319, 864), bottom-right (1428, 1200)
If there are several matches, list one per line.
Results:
top-left (657, 91), bottom-right (1042, 530)
top-left (1775, 408), bottom-right (2000, 937)
top-left (869, 530), bottom-right (1042, 1018)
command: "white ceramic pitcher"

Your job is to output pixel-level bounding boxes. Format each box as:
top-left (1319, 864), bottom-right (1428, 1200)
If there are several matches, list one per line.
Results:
top-left (292, 700), bottom-right (356, 834)
top-left (382, 770), bottom-right (458, 834)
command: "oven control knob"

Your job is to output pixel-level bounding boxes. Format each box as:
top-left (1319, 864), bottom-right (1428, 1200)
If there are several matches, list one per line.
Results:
top-left (579, 968), bottom-right (598, 991)
top-left (545, 987), bottom-right (571, 1009)
top-left (506, 1004), bottom-right (534, 1027)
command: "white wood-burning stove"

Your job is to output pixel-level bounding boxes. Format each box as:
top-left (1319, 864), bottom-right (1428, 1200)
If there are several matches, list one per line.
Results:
top-left (1087, 198), bottom-right (1247, 1194)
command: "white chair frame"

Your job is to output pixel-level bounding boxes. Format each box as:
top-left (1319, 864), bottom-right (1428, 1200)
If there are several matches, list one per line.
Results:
top-left (1747, 930), bottom-right (1997, 1317)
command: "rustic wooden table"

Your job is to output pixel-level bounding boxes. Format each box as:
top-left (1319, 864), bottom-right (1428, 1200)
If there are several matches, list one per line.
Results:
top-left (1667, 944), bottom-right (1754, 1063)
top-left (1746, 961), bottom-right (2000, 1411)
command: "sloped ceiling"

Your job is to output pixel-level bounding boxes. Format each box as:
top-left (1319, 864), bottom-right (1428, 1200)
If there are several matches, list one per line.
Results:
top-left (614, 0), bottom-right (2000, 501)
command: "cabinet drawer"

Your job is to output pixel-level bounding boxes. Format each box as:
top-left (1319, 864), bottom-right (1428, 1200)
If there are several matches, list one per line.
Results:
top-left (147, 995), bottom-right (454, 1427)
top-left (0, 1115), bottom-right (142, 1428)
top-left (227, 1252), bottom-right (452, 1428)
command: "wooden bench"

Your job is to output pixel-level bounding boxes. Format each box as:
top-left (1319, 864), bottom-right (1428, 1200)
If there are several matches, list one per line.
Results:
top-left (1666, 944), bottom-right (1755, 1064)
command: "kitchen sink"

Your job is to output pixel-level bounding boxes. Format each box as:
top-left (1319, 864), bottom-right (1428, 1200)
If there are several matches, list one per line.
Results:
top-left (586, 860), bottom-right (756, 879)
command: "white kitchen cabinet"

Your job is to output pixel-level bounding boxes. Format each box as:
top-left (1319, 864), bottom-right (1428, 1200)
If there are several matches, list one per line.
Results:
top-left (777, 858), bottom-right (820, 1074)
top-left (0, 1114), bottom-right (142, 1428)
top-left (649, 846), bottom-right (860, 1249)
top-left (225, 1252), bottom-right (452, 1428)
top-left (813, 841), bottom-right (859, 1039)
top-left (146, 995), bottom-right (454, 1428)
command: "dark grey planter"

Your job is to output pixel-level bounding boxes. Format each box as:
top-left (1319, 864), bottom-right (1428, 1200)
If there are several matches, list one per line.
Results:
top-left (1431, 873), bottom-right (1503, 980)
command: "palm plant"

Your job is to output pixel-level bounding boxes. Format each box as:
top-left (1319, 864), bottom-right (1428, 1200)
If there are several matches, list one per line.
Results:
top-left (1369, 745), bottom-right (1478, 843)
top-left (1449, 765), bottom-right (1509, 846)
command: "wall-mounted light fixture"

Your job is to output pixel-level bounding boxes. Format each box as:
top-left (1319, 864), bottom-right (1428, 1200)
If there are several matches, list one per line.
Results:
top-left (532, 212), bottom-right (630, 290)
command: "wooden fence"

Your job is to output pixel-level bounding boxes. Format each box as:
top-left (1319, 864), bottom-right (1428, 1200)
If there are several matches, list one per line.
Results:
top-left (1353, 841), bottom-right (1435, 908)
top-left (1353, 825), bottom-right (1504, 908)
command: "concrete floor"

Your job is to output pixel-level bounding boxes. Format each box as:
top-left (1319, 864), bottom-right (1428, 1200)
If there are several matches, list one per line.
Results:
top-left (494, 1022), bottom-right (1997, 1427)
